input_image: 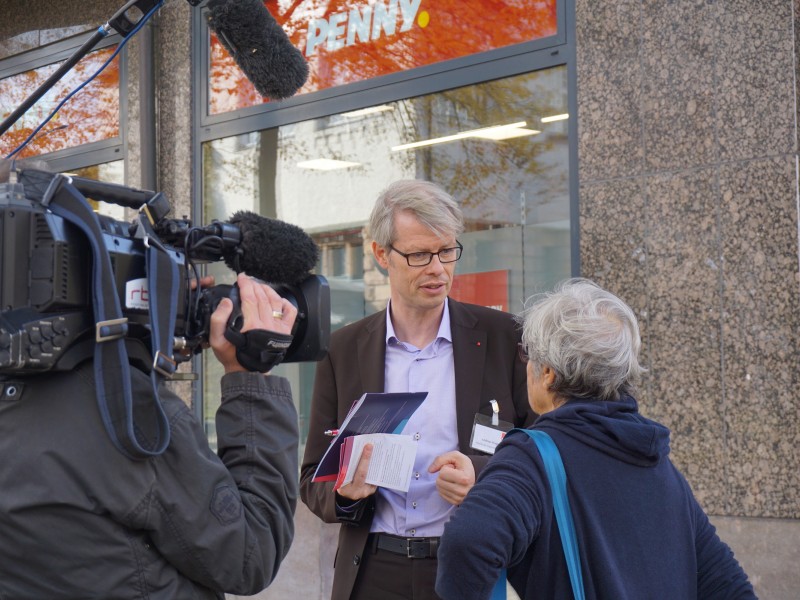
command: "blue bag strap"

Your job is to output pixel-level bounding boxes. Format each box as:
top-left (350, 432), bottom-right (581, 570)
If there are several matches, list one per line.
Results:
top-left (517, 428), bottom-right (586, 600)
top-left (489, 567), bottom-right (507, 600)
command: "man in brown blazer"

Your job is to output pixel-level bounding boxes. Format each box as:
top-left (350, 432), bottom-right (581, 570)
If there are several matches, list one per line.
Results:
top-left (300, 180), bottom-right (534, 600)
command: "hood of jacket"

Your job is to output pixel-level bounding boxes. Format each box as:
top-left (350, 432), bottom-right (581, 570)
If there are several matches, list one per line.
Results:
top-left (534, 396), bottom-right (671, 467)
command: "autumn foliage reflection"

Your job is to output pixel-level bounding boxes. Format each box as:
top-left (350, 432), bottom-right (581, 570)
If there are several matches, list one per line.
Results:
top-left (209, 0), bottom-right (558, 115)
top-left (0, 47), bottom-right (120, 159)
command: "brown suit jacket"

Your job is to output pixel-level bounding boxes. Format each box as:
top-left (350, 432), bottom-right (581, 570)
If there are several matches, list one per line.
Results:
top-left (299, 299), bottom-right (533, 600)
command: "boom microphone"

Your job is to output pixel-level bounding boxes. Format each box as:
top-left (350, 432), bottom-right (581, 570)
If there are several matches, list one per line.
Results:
top-left (206, 0), bottom-right (309, 100)
top-left (224, 211), bottom-right (319, 285)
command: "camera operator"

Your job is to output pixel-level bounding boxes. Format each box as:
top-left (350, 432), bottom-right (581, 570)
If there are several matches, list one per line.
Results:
top-left (0, 272), bottom-right (299, 599)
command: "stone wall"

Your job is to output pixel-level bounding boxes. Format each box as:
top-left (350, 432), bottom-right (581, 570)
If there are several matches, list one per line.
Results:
top-left (576, 1), bottom-right (800, 596)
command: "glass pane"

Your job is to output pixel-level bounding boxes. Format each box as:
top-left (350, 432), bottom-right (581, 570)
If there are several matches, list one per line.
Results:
top-left (0, 46), bottom-right (120, 159)
top-left (208, 0), bottom-right (558, 114)
top-left (201, 66), bottom-right (571, 447)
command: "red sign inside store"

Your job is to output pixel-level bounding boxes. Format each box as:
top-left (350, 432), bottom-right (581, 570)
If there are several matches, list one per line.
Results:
top-left (449, 270), bottom-right (509, 313)
top-left (209, 0), bottom-right (558, 115)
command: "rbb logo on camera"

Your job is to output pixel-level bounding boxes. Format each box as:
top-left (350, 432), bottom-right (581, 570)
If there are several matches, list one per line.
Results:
top-left (126, 279), bottom-right (149, 311)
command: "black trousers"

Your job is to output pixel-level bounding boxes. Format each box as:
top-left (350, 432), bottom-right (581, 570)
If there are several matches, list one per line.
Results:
top-left (350, 535), bottom-right (442, 600)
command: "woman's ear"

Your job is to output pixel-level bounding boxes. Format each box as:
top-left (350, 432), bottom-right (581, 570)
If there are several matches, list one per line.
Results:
top-left (541, 365), bottom-right (556, 389)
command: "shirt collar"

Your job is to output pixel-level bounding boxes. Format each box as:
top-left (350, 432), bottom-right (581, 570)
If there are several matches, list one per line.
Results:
top-left (386, 298), bottom-right (453, 346)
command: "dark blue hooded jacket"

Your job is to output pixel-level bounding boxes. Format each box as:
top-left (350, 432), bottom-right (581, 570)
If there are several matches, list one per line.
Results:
top-left (436, 397), bottom-right (756, 600)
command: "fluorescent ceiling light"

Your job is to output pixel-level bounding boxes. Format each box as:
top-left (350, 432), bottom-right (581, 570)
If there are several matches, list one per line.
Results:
top-left (392, 131), bottom-right (474, 151)
top-left (297, 158), bottom-right (361, 171)
top-left (341, 105), bottom-right (394, 118)
top-left (391, 121), bottom-right (537, 151)
top-left (541, 113), bottom-right (569, 123)
top-left (472, 127), bottom-right (540, 140)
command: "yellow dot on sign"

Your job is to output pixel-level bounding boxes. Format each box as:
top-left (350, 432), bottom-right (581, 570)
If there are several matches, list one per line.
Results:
top-left (418, 10), bottom-right (430, 28)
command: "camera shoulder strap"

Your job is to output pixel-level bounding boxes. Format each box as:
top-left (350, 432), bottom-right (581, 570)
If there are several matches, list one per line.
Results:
top-left (137, 211), bottom-right (181, 381)
top-left (44, 175), bottom-right (174, 460)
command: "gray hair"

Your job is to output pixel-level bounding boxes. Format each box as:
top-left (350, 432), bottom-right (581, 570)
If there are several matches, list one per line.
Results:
top-left (368, 180), bottom-right (464, 247)
top-left (519, 278), bottom-right (645, 402)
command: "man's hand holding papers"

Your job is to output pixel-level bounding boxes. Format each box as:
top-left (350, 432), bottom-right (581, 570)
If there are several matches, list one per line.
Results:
top-left (334, 434), bottom-right (418, 493)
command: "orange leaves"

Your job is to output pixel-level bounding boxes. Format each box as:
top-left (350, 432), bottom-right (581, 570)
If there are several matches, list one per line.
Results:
top-left (208, 0), bottom-right (558, 116)
top-left (0, 47), bottom-right (120, 159)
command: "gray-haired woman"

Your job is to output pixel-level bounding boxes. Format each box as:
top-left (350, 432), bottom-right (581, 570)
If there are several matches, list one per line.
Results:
top-left (436, 278), bottom-right (755, 600)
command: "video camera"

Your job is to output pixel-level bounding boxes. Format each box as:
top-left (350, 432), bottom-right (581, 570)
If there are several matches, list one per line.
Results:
top-left (0, 163), bottom-right (330, 376)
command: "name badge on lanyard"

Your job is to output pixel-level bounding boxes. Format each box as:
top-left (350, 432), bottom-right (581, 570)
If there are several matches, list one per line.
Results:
top-left (469, 399), bottom-right (513, 455)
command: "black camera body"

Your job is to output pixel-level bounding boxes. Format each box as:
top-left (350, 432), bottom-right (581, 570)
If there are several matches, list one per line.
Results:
top-left (0, 166), bottom-right (329, 375)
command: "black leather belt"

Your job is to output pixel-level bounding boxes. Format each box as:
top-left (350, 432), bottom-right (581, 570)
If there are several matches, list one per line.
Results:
top-left (374, 533), bottom-right (439, 559)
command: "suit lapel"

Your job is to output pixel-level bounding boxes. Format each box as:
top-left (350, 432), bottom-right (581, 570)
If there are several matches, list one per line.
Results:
top-left (449, 300), bottom-right (486, 451)
top-left (357, 310), bottom-right (387, 394)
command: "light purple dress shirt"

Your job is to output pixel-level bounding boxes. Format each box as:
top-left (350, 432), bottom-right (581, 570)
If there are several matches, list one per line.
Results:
top-left (370, 299), bottom-right (460, 538)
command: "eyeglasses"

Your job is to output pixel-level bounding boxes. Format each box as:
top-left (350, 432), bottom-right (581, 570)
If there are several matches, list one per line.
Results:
top-left (517, 343), bottom-right (529, 363)
top-left (389, 241), bottom-right (463, 267)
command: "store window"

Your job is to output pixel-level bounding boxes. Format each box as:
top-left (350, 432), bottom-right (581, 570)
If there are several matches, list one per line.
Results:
top-left (0, 46), bottom-right (121, 160)
top-left (1, 27), bottom-right (128, 230)
top-left (208, 0), bottom-right (558, 115)
top-left (201, 66), bottom-right (570, 447)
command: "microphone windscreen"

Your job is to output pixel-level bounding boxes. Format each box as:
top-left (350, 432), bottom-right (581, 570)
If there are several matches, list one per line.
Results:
top-left (206, 0), bottom-right (309, 100)
top-left (226, 211), bottom-right (318, 285)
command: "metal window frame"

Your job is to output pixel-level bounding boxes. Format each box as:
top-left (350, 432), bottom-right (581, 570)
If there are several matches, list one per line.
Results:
top-left (0, 30), bottom-right (128, 173)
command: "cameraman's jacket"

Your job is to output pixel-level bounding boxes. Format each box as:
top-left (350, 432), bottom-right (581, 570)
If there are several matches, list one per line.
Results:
top-left (0, 362), bottom-right (298, 599)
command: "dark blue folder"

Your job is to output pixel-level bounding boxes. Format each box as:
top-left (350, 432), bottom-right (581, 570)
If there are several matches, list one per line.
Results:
top-left (312, 391), bottom-right (428, 482)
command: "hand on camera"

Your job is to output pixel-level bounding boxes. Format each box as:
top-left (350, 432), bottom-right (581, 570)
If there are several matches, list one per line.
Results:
top-left (209, 273), bottom-right (297, 374)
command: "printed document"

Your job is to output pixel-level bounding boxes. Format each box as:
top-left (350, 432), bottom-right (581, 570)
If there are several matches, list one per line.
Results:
top-left (335, 433), bottom-right (418, 493)
top-left (312, 392), bottom-right (427, 482)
